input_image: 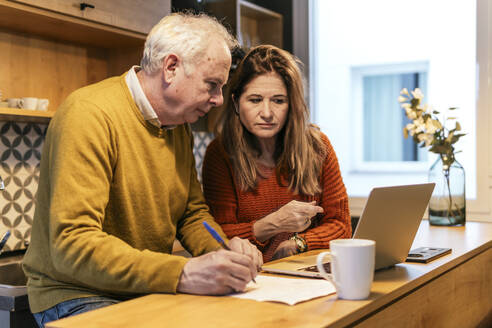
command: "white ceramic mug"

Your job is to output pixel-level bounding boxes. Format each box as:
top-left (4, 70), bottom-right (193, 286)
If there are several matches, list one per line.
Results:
top-left (20, 97), bottom-right (38, 110)
top-left (317, 239), bottom-right (376, 300)
top-left (7, 98), bottom-right (22, 108)
top-left (36, 98), bottom-right (49, 111)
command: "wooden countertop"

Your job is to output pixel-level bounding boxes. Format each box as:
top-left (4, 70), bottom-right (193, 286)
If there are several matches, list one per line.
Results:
top-left (47, 221), bottom-right (492, 328)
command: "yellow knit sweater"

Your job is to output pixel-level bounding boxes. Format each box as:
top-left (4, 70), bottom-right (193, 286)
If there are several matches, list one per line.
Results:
top-left (22, 74), bottom-right (224, 313)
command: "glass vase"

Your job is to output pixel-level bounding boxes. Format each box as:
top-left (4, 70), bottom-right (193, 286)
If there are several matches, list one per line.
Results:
top-left (428, 157), bottom-right (466, 226)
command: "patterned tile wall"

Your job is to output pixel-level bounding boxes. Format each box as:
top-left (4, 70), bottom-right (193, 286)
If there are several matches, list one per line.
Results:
top-left (0, 122), bottom-right (46, 252)
top-left (193, 132), bottom-right (215, 184)
top-left (0, 122), bottom-right (214, 253)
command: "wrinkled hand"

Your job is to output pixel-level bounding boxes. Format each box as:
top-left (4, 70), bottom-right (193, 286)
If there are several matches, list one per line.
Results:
top-left (272, 239), bottom-right (298, 261)
top-left (274, 200), bottom-right (324, 233)
top-left (228, 237), bottom-right (263, 272)
top-left (177, 238), bottom-right (261, 295)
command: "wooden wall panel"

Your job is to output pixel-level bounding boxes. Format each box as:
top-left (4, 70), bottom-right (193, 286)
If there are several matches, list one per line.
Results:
top-left (108, 46), bottom-right (143, 77)
top-left (355, 248), bottom-right (492, 328)
top-left (0, 28), bottom-right (110, 111)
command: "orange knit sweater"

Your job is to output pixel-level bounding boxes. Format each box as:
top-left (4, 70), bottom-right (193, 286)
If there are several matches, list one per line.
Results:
top-left (202, 133), bottom-right (352, 263)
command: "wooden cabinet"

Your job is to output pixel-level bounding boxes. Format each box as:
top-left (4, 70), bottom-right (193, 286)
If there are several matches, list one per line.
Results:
top-left (0, 0), bottom-right (171, 123)
top-left (10, 0), bottom-right (169, 35)
top-left (205, 0), bottom-right (283, 49)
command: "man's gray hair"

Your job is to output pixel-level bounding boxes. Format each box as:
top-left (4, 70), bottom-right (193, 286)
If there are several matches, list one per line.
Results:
top-left (141, 12), bottom-right (238, 75)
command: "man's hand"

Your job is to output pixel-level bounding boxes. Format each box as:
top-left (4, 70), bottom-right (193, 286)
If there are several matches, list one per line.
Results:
top-left (272, 239), bottom-right (298, 261)
top-left (177, 238), bottom-right (262, 295)
top-left (228, 236), bottom-right (263, 272)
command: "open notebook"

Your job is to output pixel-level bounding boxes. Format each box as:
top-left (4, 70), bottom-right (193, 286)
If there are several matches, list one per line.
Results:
top-left (261, 183), bottom-right (435, 278)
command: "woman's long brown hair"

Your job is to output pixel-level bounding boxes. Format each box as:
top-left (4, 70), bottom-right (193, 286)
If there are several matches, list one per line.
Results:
top-left (215, 45), bottom-right (327, 195)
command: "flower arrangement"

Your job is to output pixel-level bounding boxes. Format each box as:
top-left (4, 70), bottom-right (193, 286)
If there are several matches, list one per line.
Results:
top-left (398, 88), bottom-right (465, 170)
top-left (398, 88), bottom-right (466, 225)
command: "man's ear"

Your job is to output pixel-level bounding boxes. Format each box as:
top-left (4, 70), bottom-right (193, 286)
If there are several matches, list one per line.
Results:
top-left (161, 54), bottom-right (180, 83)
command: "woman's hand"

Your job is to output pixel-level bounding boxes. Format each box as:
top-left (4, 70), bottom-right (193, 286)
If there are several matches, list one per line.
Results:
top-left (274, 200), bottom-right (324, 232)
top-left (272, 239), bottom-right (298, 260)
top-left (253, 200), bottom-right (323, 242)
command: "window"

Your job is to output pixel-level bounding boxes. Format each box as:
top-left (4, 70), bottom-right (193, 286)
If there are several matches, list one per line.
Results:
top-left (310, 0), bottom-right (479, 212)
top-left (352, 64), bottom-right (428, 169)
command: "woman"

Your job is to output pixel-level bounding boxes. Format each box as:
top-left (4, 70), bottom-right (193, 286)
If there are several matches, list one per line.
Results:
top-left (202, 45), bottom-right (351, 262)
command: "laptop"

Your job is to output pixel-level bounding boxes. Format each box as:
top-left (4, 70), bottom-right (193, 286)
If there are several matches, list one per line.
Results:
top-left (261, 183), bottom-right (435, 278)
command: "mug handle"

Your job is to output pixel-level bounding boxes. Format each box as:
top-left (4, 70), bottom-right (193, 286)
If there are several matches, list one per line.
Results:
top-left (316, 251), bottom-right (340, 290)
top-left (17, 99), bottom-right (24, 109)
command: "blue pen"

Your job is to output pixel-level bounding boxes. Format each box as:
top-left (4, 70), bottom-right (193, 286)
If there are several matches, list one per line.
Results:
top-left (202, 221), bottom-right (256, 283)
top-left (203, 221), bottom-right (231, 251)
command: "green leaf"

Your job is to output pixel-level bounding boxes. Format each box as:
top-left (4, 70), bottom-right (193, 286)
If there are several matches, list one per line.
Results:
top-left (429, 144), bottom-right (452, 154)
top-left (456, 122), bottom-right (461, 131)
top-left (450, 134), bottom-right (466, 144)
top-left (433, 120), bottom-right (442, 130)
top-left (446, 131), bottom-right (455, 143)
top-left (448, 107), bottom-right (458, 110)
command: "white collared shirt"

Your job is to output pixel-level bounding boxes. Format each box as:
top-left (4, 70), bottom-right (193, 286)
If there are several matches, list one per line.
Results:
top-left (125, 66), bottom-right (175, 129)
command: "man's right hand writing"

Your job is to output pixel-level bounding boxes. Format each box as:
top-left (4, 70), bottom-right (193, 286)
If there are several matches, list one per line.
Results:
top-left (177, 249), bottom-right (257, 295)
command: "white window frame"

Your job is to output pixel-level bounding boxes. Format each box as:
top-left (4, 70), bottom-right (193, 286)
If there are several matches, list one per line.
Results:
top-left (352, 62), bottom-right (429, 173)
top-left (308, 0), bottom-right (492, 222)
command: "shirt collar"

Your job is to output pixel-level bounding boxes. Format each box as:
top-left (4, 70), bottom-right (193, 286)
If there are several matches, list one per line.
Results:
top-left (125, 66), bottom-right (176, 130)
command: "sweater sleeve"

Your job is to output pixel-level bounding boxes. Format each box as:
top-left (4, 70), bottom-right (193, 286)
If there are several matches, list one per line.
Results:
top-left (45, 99), bottom-right (189, 295)
top-left (176, 127), bottom-right (229, 256)
top-left (202, 139), bottom-right (267, 248)
top-left (300, 135), bottom-right (352, 250)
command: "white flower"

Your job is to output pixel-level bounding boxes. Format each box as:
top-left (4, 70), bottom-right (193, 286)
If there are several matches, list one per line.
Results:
top-left (407, 110), bottom-right (417, 120)
top-left (406, 123), bottom-right (416, 136)
top-left (398, 96), bottom-right (407, 103)
top-left (399, 88), bottom-right (465, 163)
top-left (417, 133), bottom-right (433, 147)
top-left (425, 119), bottom-right (438, 134)
top-left (411, 88), bottom-right (424, 100)
top-left (414, 117), bottom-right (425, 132)
top-left (401, 103), bottom-right (411, 110)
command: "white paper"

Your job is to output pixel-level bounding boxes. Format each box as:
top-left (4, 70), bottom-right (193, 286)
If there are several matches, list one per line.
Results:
top-left (231, 275), bottom-right (336, 305)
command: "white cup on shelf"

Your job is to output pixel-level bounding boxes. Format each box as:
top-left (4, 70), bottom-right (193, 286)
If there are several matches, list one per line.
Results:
top-left (7, 98), bottom-right (22, 108)
top-left (36, 98), bottom-right (49, 111)
top-left (20, 97), bottom-right (38, 110)
top-left (317, 239), bottom-right (375, 300)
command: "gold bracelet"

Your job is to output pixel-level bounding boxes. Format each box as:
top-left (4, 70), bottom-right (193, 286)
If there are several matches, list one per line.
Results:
top-left (290, 233), bottom-right (307, 253)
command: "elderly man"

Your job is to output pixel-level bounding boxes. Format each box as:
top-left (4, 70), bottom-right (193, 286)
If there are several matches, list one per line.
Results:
top-left (22, 12), bottom-right (262, 328)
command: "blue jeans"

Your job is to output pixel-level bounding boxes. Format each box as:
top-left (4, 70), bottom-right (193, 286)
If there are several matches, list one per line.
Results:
top-left (33, 296), bottom-right (120, 328)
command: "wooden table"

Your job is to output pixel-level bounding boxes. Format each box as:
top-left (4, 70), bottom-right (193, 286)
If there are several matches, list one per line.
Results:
top-left (47, 221), bottom-right (492, 328)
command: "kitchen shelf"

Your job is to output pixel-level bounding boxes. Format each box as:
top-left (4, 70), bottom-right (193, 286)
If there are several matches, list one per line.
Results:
top-left (239, 0), bottom-right (283, 48)
top-left (0, 107), bottom-right (53, 124)
top-left (0, 0), bottom-right (146, 48)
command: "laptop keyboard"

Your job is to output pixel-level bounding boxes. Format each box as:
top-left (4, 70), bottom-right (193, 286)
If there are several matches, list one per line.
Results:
top-left (301, 262), bottom-right (331, 273)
